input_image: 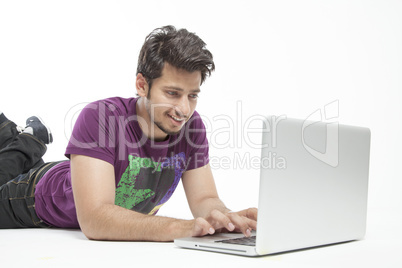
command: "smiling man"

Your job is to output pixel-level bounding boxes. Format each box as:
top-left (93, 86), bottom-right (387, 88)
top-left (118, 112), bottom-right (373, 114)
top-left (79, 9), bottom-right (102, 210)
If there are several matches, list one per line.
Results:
top-left (0, 26), bottom-right (257, 241)
top-left (136, 62), bottom-right (201, 140)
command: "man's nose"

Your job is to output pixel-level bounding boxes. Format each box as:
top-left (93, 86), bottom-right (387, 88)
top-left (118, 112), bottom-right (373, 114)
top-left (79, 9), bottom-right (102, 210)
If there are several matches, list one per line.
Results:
top-left (176, 96), bottom-right (190, 117)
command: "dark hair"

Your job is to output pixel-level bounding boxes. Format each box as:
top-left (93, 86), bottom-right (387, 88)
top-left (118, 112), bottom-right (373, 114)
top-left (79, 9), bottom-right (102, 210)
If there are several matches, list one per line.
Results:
top-left (136, 25), bottom-right (215, 89)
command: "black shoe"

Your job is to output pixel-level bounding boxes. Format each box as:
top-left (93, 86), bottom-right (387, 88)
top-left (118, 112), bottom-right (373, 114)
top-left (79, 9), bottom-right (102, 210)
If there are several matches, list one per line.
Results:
top-left (24, 116), bottom-right (53, 144)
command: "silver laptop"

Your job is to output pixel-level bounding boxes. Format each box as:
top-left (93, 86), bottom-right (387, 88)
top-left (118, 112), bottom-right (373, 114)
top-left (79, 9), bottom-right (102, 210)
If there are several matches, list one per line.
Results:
top-left (174, 116), bottom-right (371, 256)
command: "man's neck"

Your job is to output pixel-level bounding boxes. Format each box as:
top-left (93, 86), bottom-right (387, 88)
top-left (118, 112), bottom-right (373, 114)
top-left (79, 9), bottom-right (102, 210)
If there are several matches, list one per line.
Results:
top-left (136, 97), bottom-right (168, 142)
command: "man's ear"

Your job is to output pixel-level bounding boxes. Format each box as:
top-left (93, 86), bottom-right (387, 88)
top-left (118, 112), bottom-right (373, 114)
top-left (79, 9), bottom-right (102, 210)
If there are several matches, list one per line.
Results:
top-left (136, 73), bottom-right (149, 97)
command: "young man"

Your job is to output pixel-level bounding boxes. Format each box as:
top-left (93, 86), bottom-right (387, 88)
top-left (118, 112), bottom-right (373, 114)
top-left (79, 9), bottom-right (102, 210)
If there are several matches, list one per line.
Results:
top-left (0, 26), bottom-right (257, 241)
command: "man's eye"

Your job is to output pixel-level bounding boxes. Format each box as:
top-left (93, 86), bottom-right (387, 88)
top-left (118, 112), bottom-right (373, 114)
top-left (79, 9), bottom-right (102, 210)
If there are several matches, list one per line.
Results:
top-left (167, 91), bottom-right (177, 96)
top-left (190, 94), bottom-right (199, 99)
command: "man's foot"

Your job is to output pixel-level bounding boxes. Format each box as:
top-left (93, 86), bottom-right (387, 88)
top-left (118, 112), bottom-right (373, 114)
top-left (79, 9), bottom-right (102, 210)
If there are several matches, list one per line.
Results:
top-left (24, 116), bottom-right (53, 144)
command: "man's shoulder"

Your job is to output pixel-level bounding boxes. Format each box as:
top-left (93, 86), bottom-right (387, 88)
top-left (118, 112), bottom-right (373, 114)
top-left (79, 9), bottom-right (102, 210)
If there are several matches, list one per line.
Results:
top-left (84, 97), bottom-right (138, 115)
top-left (92, 96), bottom-right (137, 108)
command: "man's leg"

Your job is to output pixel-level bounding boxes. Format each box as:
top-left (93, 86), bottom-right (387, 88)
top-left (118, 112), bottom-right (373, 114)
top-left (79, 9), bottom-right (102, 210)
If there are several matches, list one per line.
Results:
top-left (0, 112), bottom-right (19, 150)
top-left (0, 112), bottom-right (57, 228)
top-left (0, 114), bottom-right (52, 186)
top-left (0, 161), bottom-right (62, 228)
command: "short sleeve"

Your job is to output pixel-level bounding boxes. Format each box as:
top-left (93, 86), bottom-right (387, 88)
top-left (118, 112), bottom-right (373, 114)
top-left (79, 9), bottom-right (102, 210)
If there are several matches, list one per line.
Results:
top-left (65, 100), bottom-right (117, 165)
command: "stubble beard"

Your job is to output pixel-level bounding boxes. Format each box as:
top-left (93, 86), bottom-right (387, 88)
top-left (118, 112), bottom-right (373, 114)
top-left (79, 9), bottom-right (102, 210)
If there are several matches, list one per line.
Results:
top-left (147, 106), bottom-right (183, 137)
top-left (154, 119), bottom-right (182, 136)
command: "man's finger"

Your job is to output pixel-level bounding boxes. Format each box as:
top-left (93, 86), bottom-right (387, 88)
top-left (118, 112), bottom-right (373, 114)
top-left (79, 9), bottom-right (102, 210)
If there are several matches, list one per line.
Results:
top-left (209, 209), bottom-right (235, 231)
top-left (237, 208), bottom-right (258, 221)
top-left (192, 217), bottom-right (215, 237)
top-left (226, 212), bottom-right (252, 237)
top-left (242, 216), bottom-right (257, 231)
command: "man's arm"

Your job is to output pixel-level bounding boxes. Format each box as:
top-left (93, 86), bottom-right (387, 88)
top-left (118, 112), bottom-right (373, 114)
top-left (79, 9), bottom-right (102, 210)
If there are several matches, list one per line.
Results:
top-left (70, 154), bottom-right (214, 241)
top-left (182, 163), bottom-right (258, 237)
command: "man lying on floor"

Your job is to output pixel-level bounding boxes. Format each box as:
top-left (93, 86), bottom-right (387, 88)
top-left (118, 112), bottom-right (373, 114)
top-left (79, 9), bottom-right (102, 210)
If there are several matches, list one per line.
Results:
top-left (0, 25), bottom-right (257, 241)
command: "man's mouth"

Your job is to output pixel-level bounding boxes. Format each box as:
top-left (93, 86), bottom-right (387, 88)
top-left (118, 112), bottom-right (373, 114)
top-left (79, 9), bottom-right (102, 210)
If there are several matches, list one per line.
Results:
top-left (168, 114), bottom-right (185, 122)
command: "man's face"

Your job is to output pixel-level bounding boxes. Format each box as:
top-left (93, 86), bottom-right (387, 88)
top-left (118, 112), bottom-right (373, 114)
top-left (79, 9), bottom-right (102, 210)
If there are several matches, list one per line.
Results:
top-left (141, 63), bottom-right (201, 140)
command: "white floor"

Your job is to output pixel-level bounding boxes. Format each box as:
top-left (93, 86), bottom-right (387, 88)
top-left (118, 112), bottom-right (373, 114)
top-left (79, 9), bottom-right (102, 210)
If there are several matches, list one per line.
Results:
top-left (1, 207), bottom-right (401, 268)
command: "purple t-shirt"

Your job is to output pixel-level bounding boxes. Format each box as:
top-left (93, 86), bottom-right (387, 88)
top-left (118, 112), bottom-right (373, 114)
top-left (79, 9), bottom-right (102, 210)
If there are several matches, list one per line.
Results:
top-left (35, 97), bottom-right (209, 228)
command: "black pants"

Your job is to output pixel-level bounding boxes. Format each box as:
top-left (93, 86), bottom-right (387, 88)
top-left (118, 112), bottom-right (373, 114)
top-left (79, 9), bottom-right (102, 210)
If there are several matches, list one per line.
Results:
top-left (0, 119), bottom-right (55, 228)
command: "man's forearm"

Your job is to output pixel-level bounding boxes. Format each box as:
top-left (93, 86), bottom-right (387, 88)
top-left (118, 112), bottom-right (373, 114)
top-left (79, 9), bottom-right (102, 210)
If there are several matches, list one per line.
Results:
top-left (79, 204), bottom-right (193, 242)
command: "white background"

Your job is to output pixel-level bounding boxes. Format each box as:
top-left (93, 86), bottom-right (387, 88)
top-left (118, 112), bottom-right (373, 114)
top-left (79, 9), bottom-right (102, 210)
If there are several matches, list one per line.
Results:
top-left (1, 0), bottom-right (401, 261)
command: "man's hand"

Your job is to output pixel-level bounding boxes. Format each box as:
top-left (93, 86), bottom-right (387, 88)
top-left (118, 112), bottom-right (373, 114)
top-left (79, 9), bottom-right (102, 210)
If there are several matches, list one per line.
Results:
top-left (182, 164), bottom-right (258, 238)
top-left (191, 208), bottom-right (258, 237)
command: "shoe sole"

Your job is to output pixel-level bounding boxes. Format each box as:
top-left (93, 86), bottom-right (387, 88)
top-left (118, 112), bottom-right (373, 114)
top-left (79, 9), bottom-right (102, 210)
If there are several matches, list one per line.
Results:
top-left (34, 116), bottom-right (53, 144)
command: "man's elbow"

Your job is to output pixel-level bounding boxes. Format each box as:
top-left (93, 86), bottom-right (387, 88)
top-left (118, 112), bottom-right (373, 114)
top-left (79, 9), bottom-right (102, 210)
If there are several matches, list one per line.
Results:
top-left (78, 218), bottom-right (102, 240)
top-left (76, 208), bottom-right (109, 241)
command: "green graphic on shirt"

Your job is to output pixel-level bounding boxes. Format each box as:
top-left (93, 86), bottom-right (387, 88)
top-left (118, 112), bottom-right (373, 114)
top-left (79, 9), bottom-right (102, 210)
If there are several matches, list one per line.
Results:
top-left (115, 155), bottom-right (162, 210)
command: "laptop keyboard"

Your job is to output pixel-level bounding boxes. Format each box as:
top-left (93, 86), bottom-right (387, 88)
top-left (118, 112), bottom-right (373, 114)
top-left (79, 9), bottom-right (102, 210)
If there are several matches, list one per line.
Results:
top-left (215, 236), bottom-right (256, 246)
